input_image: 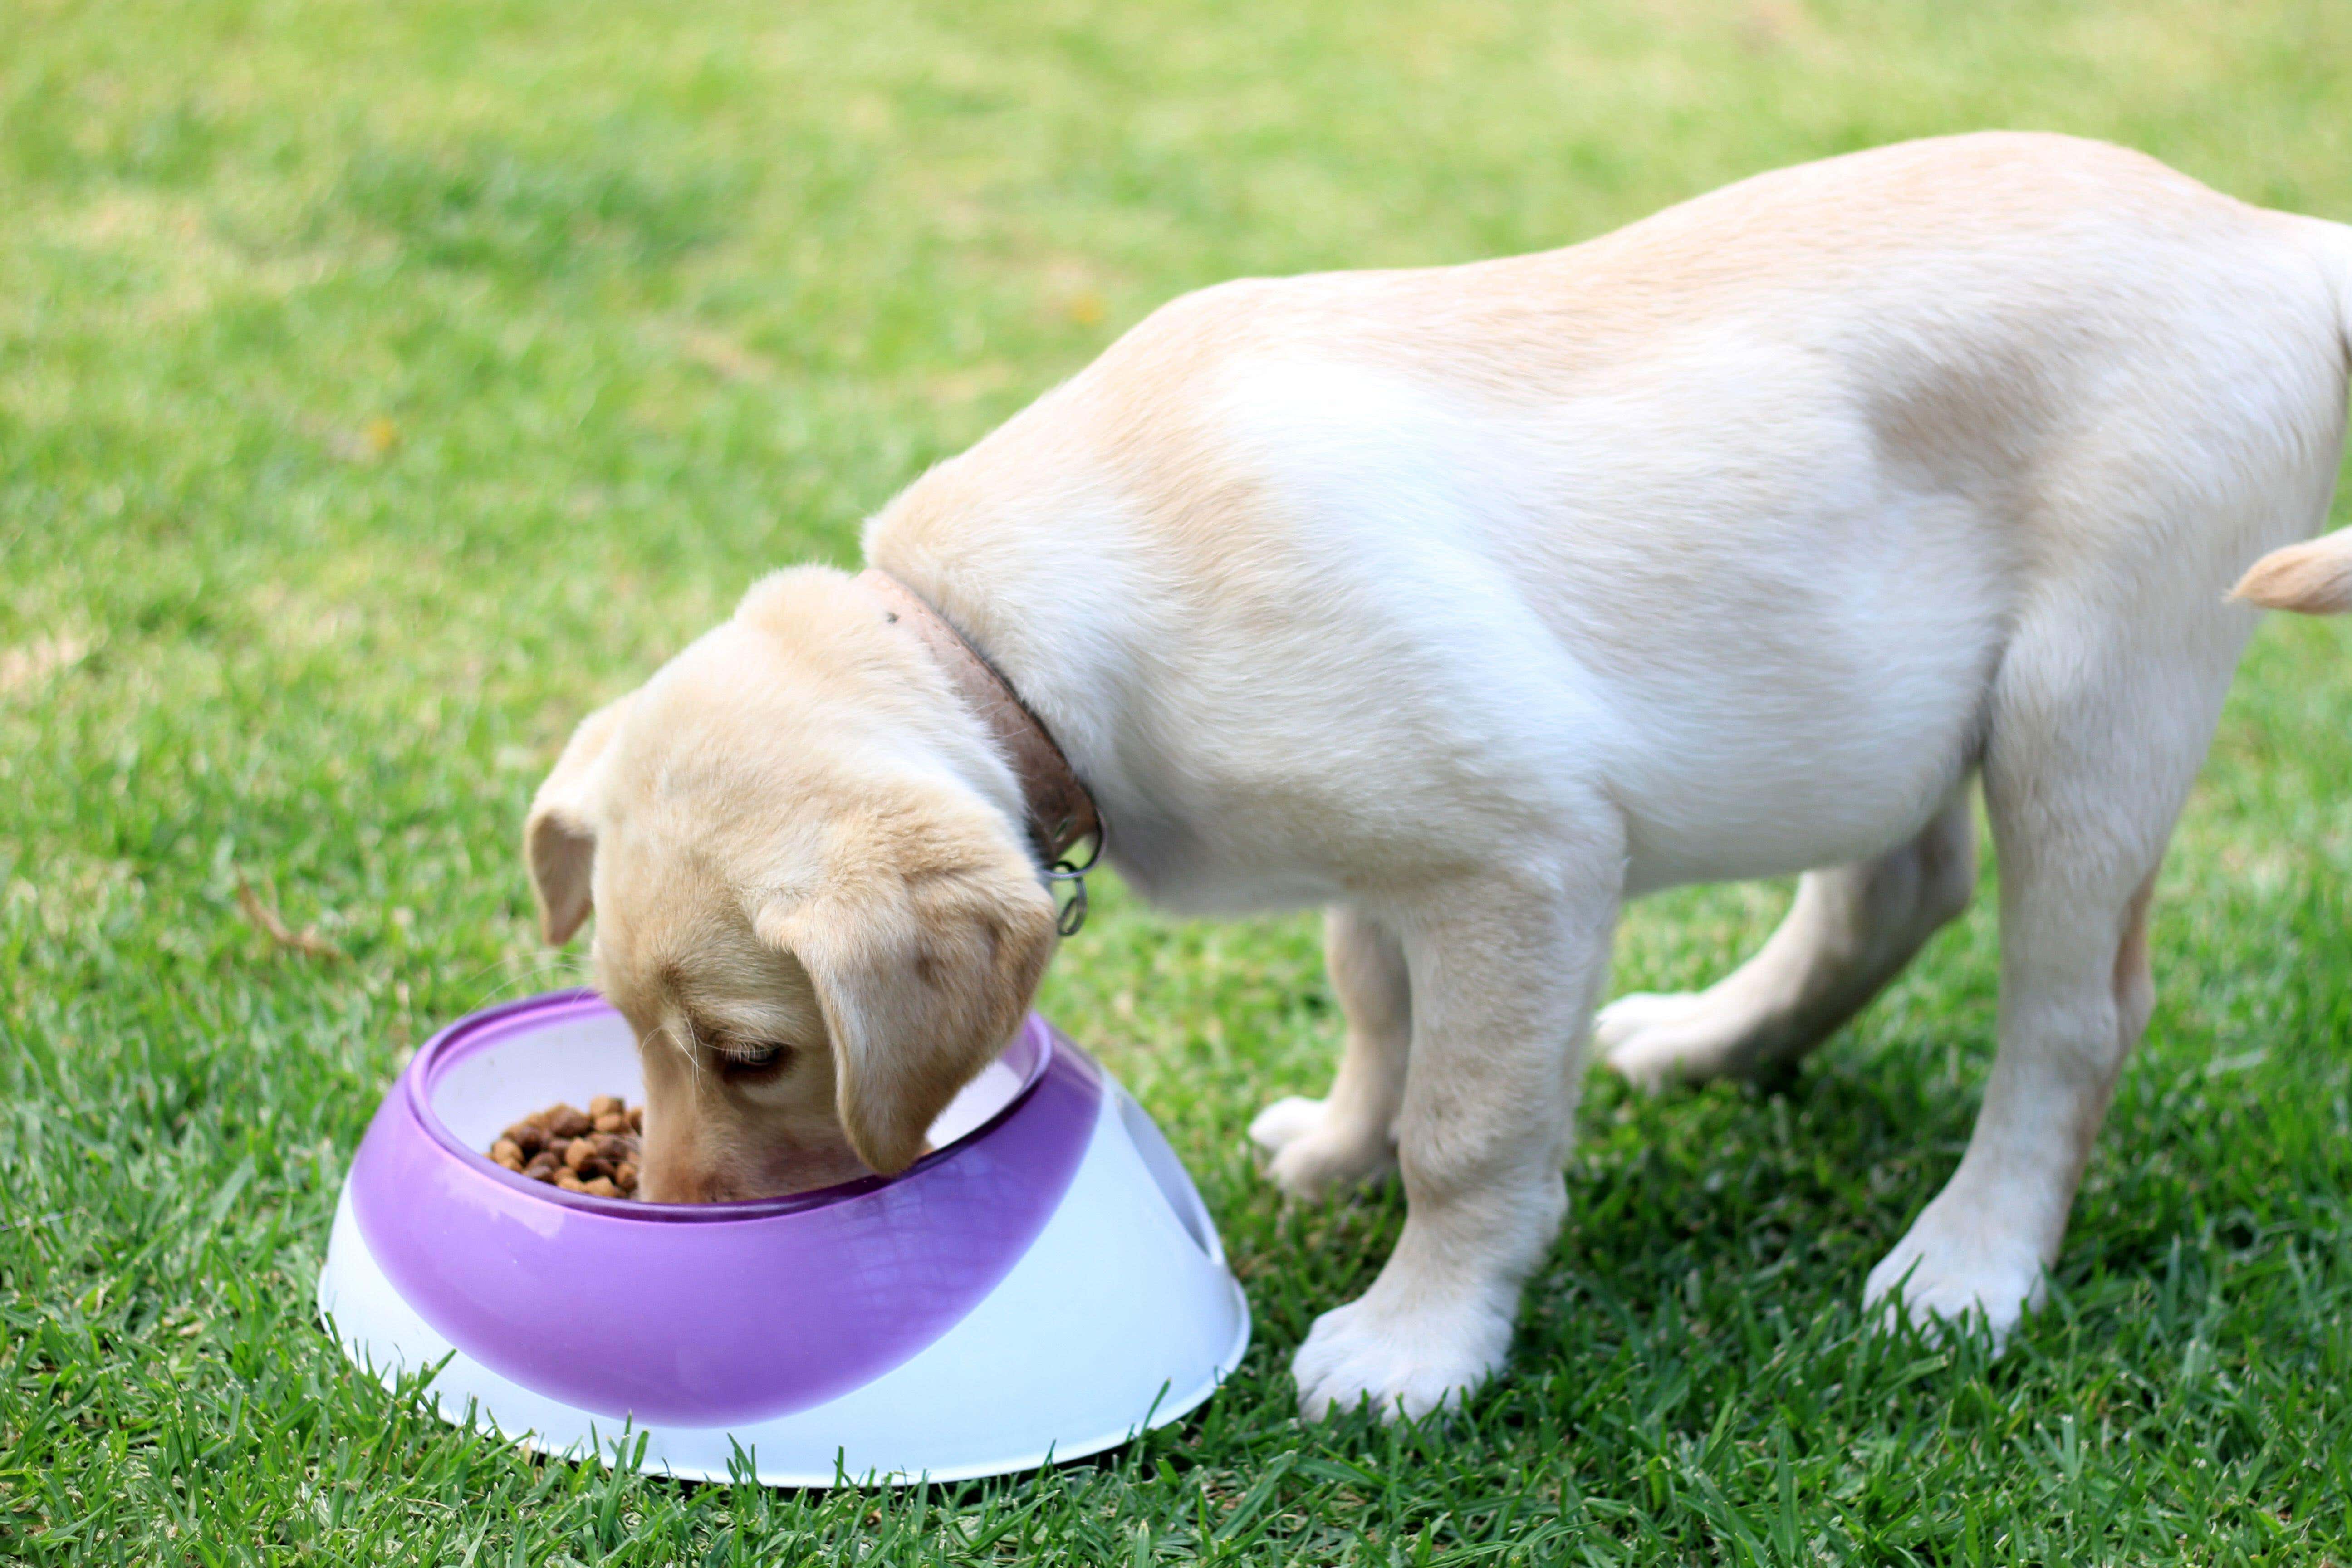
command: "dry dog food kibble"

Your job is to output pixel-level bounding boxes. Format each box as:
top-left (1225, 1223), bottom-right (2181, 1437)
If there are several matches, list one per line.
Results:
top-left (490, 1098), bottom-right (647, 1198)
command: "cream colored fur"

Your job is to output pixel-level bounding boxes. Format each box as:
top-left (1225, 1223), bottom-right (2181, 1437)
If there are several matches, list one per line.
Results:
top-left (529, 132), bottom-right (2352, 1420)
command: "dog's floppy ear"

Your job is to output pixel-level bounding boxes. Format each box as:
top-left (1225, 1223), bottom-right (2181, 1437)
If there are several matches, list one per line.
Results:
top-left (524, 697), bottom-right (633, 945)
top-left (764, 811), bottom-right (1058, 1176)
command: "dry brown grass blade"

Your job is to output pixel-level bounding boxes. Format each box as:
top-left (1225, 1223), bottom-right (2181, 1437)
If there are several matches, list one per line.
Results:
top-left (235, 876), bottom-right (347, 961)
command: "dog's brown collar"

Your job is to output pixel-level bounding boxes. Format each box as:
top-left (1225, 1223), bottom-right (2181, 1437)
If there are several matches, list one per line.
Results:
top-left (856, 568), bottom-right (1104, 930)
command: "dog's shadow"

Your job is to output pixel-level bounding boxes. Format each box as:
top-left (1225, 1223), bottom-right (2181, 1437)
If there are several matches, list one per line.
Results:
top-left (1220, 1039), bottom-right (1978, 1378)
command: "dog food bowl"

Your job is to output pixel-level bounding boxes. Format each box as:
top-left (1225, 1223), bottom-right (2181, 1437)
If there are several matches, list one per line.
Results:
top-left (316, 990), bottom-right (1250, 1486)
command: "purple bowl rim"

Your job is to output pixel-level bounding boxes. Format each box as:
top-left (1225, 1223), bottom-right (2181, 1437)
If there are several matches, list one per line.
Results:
top-left (406, 988), bottom-right (1058, 1223)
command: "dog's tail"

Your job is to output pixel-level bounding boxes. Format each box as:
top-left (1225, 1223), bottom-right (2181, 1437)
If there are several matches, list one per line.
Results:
top-left (2235, 529), bottom-right (2352, 614)
top-left (2232, 216), bottom-right (2352, 616)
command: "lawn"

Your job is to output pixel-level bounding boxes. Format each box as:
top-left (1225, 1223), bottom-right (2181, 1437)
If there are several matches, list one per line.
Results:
top-left (5, 0), bottom-right (2352, 1561)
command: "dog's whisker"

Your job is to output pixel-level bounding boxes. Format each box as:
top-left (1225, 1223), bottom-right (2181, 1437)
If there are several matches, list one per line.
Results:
top-left (464, 955), bottom-right (593, 1013)
top-left (441, 948), bottom-right (570, 995)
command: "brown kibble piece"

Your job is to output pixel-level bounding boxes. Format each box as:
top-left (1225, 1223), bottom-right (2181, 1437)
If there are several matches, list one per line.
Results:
top-left (493, 1099), bottom-right (647, 1197)
top-left (543, 1105), bottom-right (593, 1139)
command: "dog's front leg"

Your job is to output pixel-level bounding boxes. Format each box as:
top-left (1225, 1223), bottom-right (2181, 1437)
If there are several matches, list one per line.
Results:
top-left (1293, 845), bottom-right (1622, 1421)
top-left (1250, 906), bottom-right (1411, 1198)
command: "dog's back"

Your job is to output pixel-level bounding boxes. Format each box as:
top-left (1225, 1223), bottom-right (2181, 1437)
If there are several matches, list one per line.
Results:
top-left (873, 132), bottom-right (2351, 904)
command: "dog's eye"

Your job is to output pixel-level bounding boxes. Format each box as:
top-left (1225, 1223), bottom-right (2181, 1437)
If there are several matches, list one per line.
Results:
top-left (715, 1041), bottom-right (790, 1076)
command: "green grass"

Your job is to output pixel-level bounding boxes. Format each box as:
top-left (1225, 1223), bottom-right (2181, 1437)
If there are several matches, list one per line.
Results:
top-left (6, 0), bottom-right (2352, 1560)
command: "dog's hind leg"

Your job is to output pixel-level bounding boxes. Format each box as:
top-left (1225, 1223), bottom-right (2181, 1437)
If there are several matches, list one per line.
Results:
top-left (1866, 858), bottom-right (2158, 1344)
top-left (1599, 784), bottom-right (1977, 1091)
top-left (1250, 906), bottom-right (1410, 1198)
top-left (1864, 581), bottom-right (2251, 1343)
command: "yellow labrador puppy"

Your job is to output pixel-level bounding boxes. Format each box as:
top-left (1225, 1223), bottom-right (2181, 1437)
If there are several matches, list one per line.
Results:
top-left (526, 132), bottom-right (2352, 1420)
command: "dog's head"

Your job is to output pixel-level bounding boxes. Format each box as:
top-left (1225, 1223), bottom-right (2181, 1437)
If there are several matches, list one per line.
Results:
top-left (524, 568), bottom-right (1058, 1200)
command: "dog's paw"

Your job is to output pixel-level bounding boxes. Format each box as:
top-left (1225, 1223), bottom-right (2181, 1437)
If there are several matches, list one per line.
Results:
top-left (1247, 1096), bottom-right (1326, 1155)
top-left (1594, 991), bottom-right (1709, 1051)
top-left (1863, 1206), bottom-right (2047, 1348)
top-left (1247, 1096), bottom-right (1393, 1200)
top-left (1595, 991), bottom-right (1727, 1091)
top-left (1291, 1293), bottom-right (1511, 1422)
top-left (1597, 990), bottom-right (1798, 1092)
